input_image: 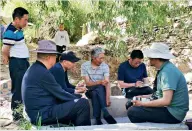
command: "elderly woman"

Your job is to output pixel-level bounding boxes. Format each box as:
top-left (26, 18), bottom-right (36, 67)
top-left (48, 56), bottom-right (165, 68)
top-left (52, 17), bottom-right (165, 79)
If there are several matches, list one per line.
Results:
top-left (81, 47), bottom-right (117, 125)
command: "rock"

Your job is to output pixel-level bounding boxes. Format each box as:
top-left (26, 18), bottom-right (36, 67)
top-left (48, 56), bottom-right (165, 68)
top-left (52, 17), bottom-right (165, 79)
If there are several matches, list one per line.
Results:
top-left (177, 62), bottom-right (192, 73)
top-left (181, 49), bottom-right (192, 56)
top-left (185, 73), bottom-right (192, 83)
top-left (76, 32), bottom-right (99, 46)
top-left (173, 22), bottom-right (181, 29)
top-left (189, 0), bottom-right (192, 7)
top-left (0, 119), bottom-right (12, 127)
top-left (171, 49), bottom-right (179, 57)
top-left (189, 30), bottom-right (192, 41)
top-left (114, 16), bottom-right (128, 24)
top-left (167, 36), bottom-right (177, 44)
top-left (0, 98), bottom-right (13, 127)
top-left (188, 41), bottom-right (192, 47)
top-left (111, 85), bottom-right (122, 96)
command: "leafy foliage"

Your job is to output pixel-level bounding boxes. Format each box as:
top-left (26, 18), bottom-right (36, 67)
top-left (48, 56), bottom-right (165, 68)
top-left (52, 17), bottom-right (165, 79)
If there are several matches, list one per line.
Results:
top-left (1, 0), bottom-right (191, 57)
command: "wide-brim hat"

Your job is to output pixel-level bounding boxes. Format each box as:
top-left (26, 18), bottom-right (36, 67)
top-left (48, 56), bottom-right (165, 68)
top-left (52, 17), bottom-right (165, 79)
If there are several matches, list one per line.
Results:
top-left (143, 42), bottom-right (175, 59)
top-left (32, 40), bottom-right (59, 54)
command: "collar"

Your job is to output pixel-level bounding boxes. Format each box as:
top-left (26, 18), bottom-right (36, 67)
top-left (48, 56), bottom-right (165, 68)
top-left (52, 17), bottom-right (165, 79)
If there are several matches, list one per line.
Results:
top-left (90, 61), bottom-right (101, 69)
top-left (36, 60), bottom-right (47, 69)
top-left (58, 62), bottom-right (66, 72)
top-left (159, 61), bottom-right (169, 71)
top-left (10, 22), bottom-right (22, 31)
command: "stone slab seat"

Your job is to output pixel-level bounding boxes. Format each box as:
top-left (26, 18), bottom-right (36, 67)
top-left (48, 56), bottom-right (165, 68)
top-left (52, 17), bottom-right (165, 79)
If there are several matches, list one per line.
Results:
top-left (31, 96), bottom-right (188, 130)
top-left (32, 121), bottom-right (188, 130)
top-left (90, 96), bottom-right (128, 118)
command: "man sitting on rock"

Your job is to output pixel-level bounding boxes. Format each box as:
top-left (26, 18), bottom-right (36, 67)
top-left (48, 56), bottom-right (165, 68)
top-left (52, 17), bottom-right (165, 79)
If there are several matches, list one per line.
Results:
top-left (118, 50), bottom-right (153, 108)
top-left (50, 51), bottom-right (87, 97)
top-left (22, 40), bottom-right (91, 126)
top-left (81, 47), bottom-right (117, 125)
top-left (127, 42), bottom-right (189, 123)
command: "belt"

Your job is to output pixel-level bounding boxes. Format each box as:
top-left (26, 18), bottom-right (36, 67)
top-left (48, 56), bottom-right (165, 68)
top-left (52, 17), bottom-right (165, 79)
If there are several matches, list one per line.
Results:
top-left (10, 57), bottom-right (28, 60)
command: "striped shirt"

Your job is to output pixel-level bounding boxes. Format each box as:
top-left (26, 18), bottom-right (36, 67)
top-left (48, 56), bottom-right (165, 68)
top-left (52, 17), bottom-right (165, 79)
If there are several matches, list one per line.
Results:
top-left (3, 23), bottom-right (29, 58)
top-left (81, 61), bottom-right (109, 82)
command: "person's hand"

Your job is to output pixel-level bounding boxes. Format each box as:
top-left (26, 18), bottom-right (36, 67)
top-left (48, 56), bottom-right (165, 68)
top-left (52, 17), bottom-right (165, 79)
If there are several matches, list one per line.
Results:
top-left (131, 100), bottom-right (143, 106)
top-left (106, 96), bottom-right (111, 107)
top-left (75, 87), bottom-right (87, 93)
top-left (81, 94), bottom-right (88, 99)
top-left (76, 81), bottom-right (85, 87)
top-left (2, 56), bottom-right (9, 65)
top-left (135, 81), bottom-right (143, 87)
top-left (101, 80), bottom-right (109, 86)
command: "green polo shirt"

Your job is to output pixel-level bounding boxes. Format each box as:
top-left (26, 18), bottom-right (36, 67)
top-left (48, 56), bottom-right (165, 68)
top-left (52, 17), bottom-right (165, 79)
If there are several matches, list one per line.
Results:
top-left (156, 61), bottom-right (189, 121)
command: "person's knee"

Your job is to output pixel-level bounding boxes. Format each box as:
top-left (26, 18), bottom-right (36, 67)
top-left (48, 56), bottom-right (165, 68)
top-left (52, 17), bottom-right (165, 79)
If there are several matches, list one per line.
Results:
top-left (146, 87), bottom-right (153, 94)
top-left (78, 98), bottom-right (90, 109)
top-left (95, 85), bottom-right (105, 94)
top-left (90, 91), bottom-right (98, 100)
top-left (127, 107), bottom-right (136, 117)
top-left (127, 107), bottom-right (139, 122)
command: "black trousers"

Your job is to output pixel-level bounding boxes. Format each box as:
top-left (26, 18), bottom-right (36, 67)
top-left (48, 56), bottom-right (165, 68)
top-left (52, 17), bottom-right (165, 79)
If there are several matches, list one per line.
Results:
top-left (9, 57), bottom-right (29, 120)
top-left (86, 85), bottom-right (106, 118)
top-left (125, 86), bottom-right (153, 99)
top-left (127, 106), bottom-right (181, 124)
top-left (41, 98), bottom-right (91, 126)
top-left (56, 45), bottom-right (66, 62)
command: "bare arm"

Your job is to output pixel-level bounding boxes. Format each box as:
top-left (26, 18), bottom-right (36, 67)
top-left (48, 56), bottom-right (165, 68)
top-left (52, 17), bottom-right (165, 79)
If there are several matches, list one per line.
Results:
top-left (104, 76), bottom-right (111, 106)
top-left (118, 80), bottom-right (135, 88)
top-left (82, 76), bottom-right (102, 87)
top-left (2, 45), bottom-right (11, 64)
top-left (133, 90), bottom-right (173, 107)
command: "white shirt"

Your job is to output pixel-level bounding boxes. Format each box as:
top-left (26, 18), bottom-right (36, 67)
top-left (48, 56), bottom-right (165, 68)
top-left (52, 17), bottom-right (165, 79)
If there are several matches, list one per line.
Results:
top-left (54, 30), bottom-right (70, 47)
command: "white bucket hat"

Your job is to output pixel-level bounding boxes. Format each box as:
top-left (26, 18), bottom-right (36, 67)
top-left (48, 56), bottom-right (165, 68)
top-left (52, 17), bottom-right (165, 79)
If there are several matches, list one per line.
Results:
top-left (143, 42), bottom-right (175, 59)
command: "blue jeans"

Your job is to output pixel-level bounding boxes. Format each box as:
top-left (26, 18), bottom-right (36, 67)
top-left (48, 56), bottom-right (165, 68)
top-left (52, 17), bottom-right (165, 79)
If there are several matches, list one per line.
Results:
top-left (86, 85), bottom-right (106, 118)
top-left (9, 57), bottom-right (29, 120)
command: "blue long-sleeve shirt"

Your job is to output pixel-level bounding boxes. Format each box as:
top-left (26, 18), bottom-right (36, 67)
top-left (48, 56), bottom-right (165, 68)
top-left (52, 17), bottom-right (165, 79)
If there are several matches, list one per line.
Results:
top-left (50, 62), bottom-right (75, 94)
top-left (22, 61), bottom-right (77, 123)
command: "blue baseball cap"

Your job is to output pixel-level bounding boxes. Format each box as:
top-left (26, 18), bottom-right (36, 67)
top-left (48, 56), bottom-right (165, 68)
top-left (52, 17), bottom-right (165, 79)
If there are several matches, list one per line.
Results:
top-left (60, 51), bottom-right (80, 63)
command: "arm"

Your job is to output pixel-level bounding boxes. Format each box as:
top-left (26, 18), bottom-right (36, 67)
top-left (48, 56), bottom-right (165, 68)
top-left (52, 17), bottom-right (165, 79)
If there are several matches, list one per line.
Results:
top-left (2, 30), bottom-right (16, 64)
top-left (118, 81), bottom-right (135, 88)
top-left (50, 66), bottom-right (75, 94)
top-left (41, 71), bottom-right (77, 102)
top-left (133, 71), bottom-right (176, 107)
top-left (65, 31), bottom-right (70, 46)
top-left (104, 76), bottom-right (111, 106)
top-left (133, 90), bottom-right (173, 107)
top-left (82, 76), bottom-right (102, 87)
top-left (2, 45), bottom-right (11, 64)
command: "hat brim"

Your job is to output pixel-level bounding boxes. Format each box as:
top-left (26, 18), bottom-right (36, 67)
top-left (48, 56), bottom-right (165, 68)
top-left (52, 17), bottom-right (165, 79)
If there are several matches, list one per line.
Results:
top-left (143, 49), bottom-right (175, 59)
top-left (31, 49), bottom-right (60, 54)
top-left (70, 57), bottom-right (81, 63)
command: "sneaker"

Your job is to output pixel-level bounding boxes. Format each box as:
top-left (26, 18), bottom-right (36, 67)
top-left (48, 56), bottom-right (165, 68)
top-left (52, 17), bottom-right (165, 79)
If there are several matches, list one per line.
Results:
top-left (103, 115), bottom-right (117, 124)
top-left (92, 119), bottom-right (103, 125)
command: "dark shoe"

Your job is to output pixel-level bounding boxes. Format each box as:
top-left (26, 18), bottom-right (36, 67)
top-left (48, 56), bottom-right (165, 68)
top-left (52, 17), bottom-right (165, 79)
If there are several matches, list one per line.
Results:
top-left (103, 115), bottom-right (117, 124)
top-left (125, 99), bottom-right (133, 110)
top-left (92, 119), bottom-right (103, 125)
